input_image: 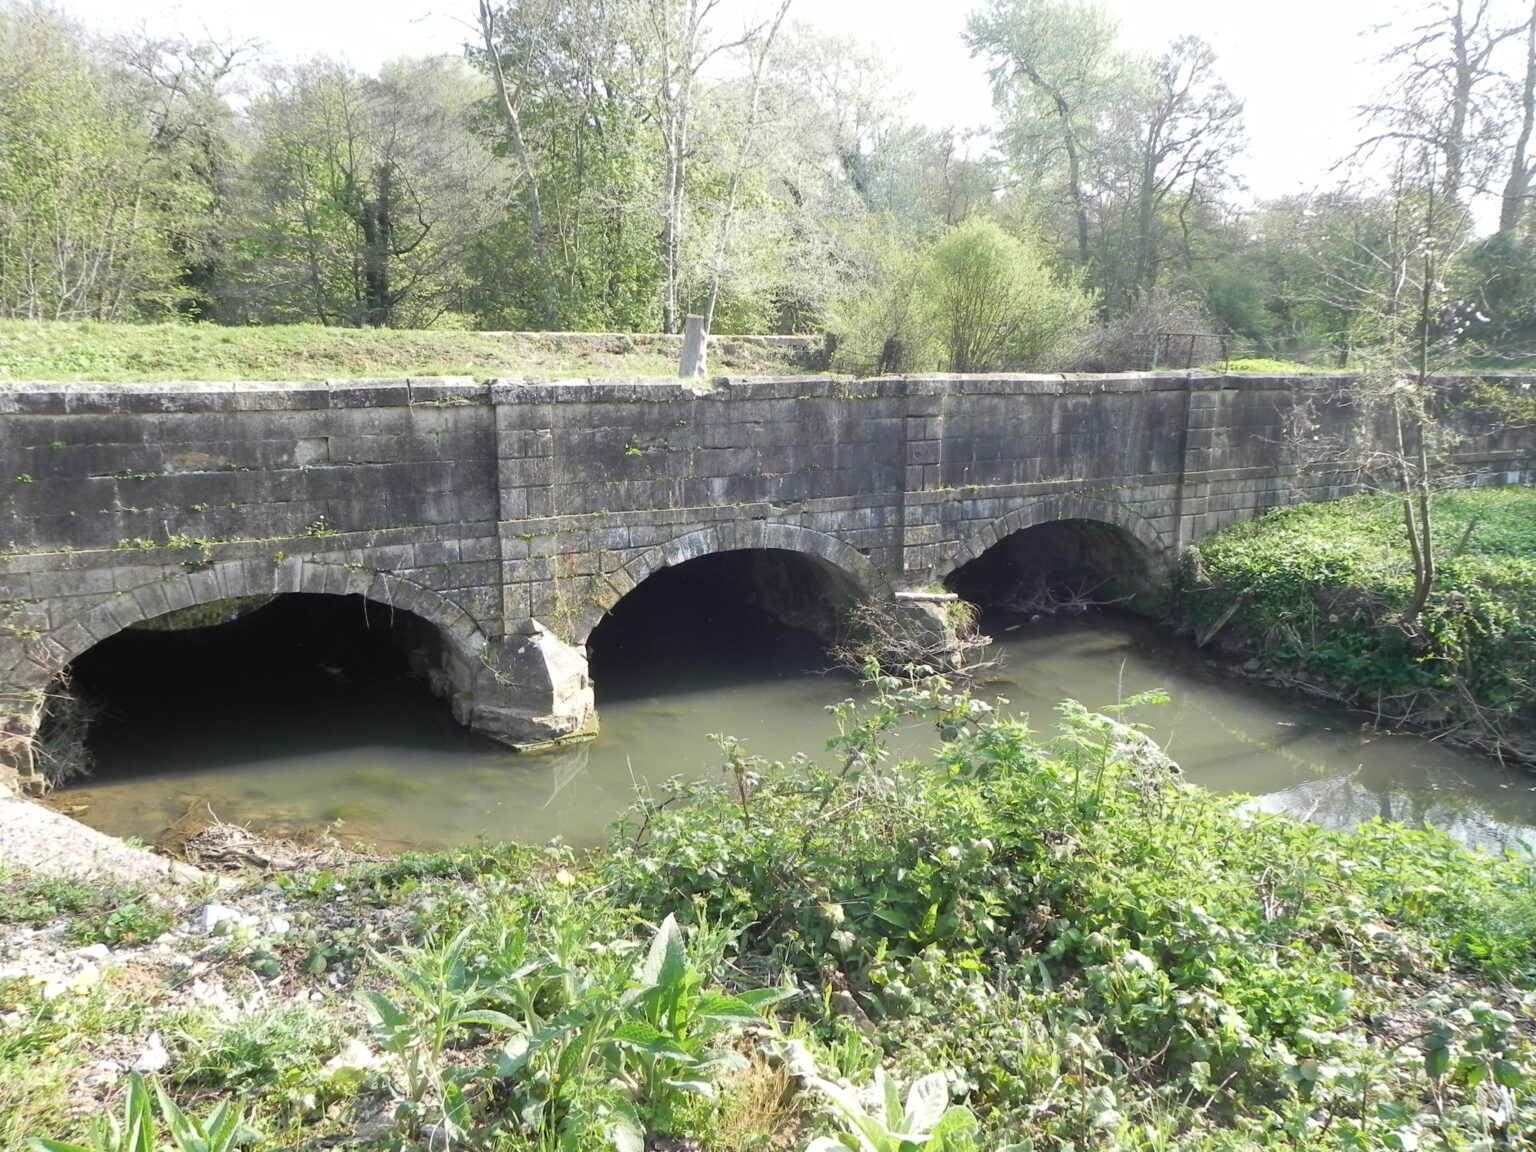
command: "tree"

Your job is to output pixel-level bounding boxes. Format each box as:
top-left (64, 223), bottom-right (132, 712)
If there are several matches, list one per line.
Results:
top-left (1296, 158), bottom-right (1473, 625)
top-left (700, 0), bottom-right (790, 332)
top-left (477, 0), bottom-right (561, 329)
top-left (113, 30), bottom-right (251, 322)
top-left (966, 0), bottom-right (1244, 317)
top-left (825, 216), bottom-right (930, 373)
top-left (0, 3), bottom-right (185, 320)
top-left (965, 0), bottom-right (1121, 271)
top-left (243, 58), bottom-right (505, 327)
top-left (637, 0), bottom-right (765, 333)
top-left (1363, 0), bottom-right (1522, 207)
top-left (1496, 0), bottom-right (1536, 240)
top-left (1101, 36), bottom-right (1244, 315)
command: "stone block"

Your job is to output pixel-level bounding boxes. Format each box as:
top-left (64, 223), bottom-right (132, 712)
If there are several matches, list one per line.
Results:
top-left (906, 440), bottom-right (942, 466)
top-left (413, 538), bottom-right (462, 567)
top-left (327, 379), bottom-right (410, 408)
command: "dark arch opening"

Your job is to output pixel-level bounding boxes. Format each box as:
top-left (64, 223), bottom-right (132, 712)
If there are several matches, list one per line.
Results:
top-left (586, 548), bottom-right (861, 702)
top-left (945, 519), bottom-right (1157, 618)
top-left (44, 593), bottom-right (475, 786)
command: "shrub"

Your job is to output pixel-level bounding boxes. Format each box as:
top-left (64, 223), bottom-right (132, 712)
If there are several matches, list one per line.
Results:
top-left (920, 218), bottom-right (1094, 373)
top-left (828, 217), bottom-right (1094, 376)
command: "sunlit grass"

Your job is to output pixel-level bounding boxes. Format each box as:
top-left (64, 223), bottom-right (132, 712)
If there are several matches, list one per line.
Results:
top-left (0, 320), bottom-right (808, 383)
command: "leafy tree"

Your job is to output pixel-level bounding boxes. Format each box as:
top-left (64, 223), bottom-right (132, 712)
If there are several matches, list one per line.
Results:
top-left (113, 31), bottom-right (251, 322)
top-left (826, 216), bottom-right (931, 373)
top-left (0, 3), bottom-right (185, 320)
top-left (242, 58), bottom-right (505, 327)
top-left (1092, 35), bottom-right (1244, 316)
top-left (966, 0), bottom-right (1121, 272)
top-left (637, 0), bottom-right (767, 334)
top-left (922, 217), bottom-right (1093, 372)
top-left (967, 0), bottom-right (1244, 318)
top-left (470, 0), bottom-right (662, 331)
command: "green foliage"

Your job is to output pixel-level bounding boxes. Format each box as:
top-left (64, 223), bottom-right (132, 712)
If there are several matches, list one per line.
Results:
top-left (28, 1072), bottom-right (261, 1152)
top-left (0, 870), bottom-right (172, 946)
top-left (1180, 487), bottom-right (1536, 738)
top-left (802, 1067), bottom-right (981, 1152)
top-left (827, 219), bottom-right (932, 375)
top-left (1219, 358), bottom-right (1326, 374)
top-left (828, 218), bottom-right (1093, 375)
top-left (21, 676), bottom-right (1536, 1152)
top-left (921, 218), bottom-right (1094, 372)
top-left (0, 6), bottom-right (188, 321)
top-left (600, 672), bottom-right (1536, 1148)
top-left (241, 58), bottom-right (503, 328)
top-left (343, 863), bottom-right (789, 1149)
top-left (170, 1004), bottom-right (344, 1098)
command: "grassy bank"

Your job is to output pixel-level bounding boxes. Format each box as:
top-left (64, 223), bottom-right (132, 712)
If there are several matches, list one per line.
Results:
top-left (4, 675), bottom-right (1535, 1152)
top-left (0, 321), bottom-right (815, 383)
top-left (1179, 486), bottom-right (1536, 756)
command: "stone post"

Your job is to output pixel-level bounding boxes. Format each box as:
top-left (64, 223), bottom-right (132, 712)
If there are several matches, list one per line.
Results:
top-left (679, 314), bottom-right (708, 378)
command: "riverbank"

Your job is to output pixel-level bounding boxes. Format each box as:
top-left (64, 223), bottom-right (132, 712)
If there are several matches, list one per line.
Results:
top-left (4, 674), bottom-right (1535, 1152)
top-left (1177, 486), bottom-right (1536, 766)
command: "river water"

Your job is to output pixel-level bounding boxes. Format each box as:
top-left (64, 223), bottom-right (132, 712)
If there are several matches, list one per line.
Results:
top-left (53, 614), bottom-right (1536, 855)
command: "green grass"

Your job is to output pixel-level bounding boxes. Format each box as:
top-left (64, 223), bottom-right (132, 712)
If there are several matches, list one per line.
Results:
top-left (0, 870), bottom-right (171, 945)
top-left (1211, 357), bottom-right (1335, 374)
top-left (0, 321), bottom-right (810, 383)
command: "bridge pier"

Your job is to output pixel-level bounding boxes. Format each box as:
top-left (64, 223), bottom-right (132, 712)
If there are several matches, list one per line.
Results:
top-left (466, 619), bottom-right (597, 750)
top-left (879, 594), bottom-right (969, 671)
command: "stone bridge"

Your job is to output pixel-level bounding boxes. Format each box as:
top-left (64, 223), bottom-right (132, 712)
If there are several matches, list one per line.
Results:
top-left (2, 371), bottom-right (1533, 789)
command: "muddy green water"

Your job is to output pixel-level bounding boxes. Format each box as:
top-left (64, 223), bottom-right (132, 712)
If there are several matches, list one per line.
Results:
top-left (57, 615), bottom-right (1536, 855)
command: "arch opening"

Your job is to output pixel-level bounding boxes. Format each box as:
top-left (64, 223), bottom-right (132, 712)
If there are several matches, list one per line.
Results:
top-left (945, 518), bottom-right (1160, 618)
top-left (586, 548), bottom-right (862, 702)
top-left (42, 592), bottom-right (478, 790)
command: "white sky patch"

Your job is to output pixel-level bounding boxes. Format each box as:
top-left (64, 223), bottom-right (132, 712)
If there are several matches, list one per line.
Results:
top-left (46, 0), bottom-right (1420, 202)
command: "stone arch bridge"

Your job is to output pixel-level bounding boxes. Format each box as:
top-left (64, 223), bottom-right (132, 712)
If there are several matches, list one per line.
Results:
top-left (2, 371), bottom-right (1532, 788)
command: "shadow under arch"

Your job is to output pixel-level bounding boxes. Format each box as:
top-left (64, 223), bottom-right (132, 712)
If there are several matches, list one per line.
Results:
top-left (19, 559), bottom-right (492, 684)
top-left (574, 522), bottom-right (887, 647)
top-left (4, 561), bottom-right (501, 787)
top-left (582, 525), bottom-right (885, 704)
top-left (943, 498), bottom-right (1170, 615)
top-left (943, 496), bottom-right (1171, 578)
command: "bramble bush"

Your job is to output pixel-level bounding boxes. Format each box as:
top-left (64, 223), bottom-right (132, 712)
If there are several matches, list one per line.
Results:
top-left (601, 673), bottom-right (1536, 1149)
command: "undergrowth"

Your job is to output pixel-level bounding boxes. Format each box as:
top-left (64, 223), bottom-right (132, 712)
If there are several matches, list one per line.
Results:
top-left (8, 672), bottom-right (1536, 1151)
top-left (1180, 486), bottom-right (1536, 750)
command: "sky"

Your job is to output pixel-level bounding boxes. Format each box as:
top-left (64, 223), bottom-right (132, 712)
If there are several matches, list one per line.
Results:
top-left (52, 0), bottom-right (1410, 203)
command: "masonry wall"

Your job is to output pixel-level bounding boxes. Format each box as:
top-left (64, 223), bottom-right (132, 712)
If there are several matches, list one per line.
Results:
top-left (4, 371), bottom-right (1535, 787)
top-left (0, 379), bottom-right (502, 649)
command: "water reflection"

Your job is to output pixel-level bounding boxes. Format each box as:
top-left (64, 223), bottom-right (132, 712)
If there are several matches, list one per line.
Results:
top-left (55, 615), bottom-right (1536, 855)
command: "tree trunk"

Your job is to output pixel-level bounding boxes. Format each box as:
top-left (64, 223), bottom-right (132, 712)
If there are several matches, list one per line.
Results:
top-left (1499, 3), bottom-right (1536, 240)
top-left (359, 167), bottom-right (393, 327)
top-left (480, 0), bottom-right (558, 330)
top-left (703, 0), bottom-right (790, 333)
